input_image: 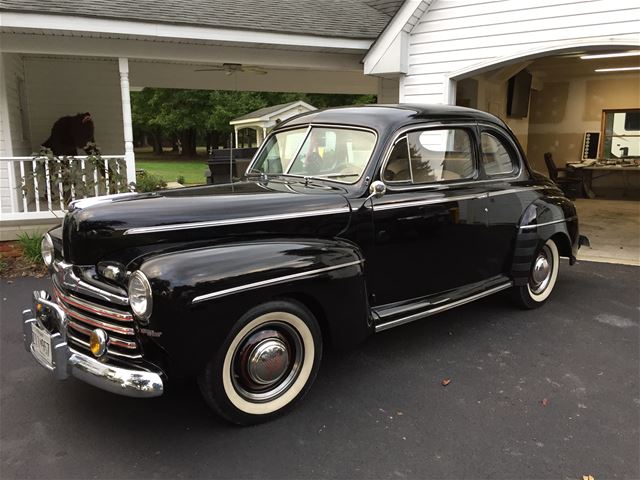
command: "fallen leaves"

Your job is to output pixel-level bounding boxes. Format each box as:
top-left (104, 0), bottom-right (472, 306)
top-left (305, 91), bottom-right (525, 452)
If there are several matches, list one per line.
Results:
top-left (541, 398), bottom-right (549, 407)
top-left (582, 475), bottom-right (595, 480)
top-left (441, 378), bottom-right (451, 387)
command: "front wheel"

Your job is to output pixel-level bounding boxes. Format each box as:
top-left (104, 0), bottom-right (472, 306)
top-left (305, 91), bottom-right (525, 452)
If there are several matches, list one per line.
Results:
top-left (198, 300), bottom-right (322, 425)
top-left (511, 238), bottom-right (560, 309)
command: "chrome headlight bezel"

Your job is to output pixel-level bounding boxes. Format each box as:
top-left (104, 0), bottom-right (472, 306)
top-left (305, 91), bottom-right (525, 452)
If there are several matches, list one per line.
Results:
top-left (128, 270), bottom-right (153, 323)
top-left (41, 233), bottom-right (54, 267)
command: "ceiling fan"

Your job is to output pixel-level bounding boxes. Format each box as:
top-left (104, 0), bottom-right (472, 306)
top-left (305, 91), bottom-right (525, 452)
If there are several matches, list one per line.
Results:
top-left (194, 63), bottom-right (267, 75)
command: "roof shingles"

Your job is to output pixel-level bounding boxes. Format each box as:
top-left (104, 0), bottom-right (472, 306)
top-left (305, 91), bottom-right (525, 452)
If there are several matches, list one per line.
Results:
top-left (0, 0), bottom-right (403, 40)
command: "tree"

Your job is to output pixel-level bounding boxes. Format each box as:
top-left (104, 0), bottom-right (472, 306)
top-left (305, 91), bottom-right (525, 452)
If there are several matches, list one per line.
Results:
top-left (131, 88), bottom-right (378, 157)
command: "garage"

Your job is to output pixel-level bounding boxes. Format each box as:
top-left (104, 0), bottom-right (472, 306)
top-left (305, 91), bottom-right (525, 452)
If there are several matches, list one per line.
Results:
top-left (453, 50), bottom-right (640, 265)
top-left (365, 0), bottom-right (640, 266)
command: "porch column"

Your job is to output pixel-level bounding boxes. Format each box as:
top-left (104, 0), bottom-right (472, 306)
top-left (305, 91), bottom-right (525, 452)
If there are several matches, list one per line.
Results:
top-left (234, 127), bottom-right (239, 148)
top-left (118, 58), bottom-right (136, 185)
top-left (262, 127), bottom-right (267, 146)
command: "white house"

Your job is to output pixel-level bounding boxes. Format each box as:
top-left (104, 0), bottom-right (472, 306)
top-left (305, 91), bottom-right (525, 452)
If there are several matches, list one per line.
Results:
top-left (1, 0), bottom-right (639, 239)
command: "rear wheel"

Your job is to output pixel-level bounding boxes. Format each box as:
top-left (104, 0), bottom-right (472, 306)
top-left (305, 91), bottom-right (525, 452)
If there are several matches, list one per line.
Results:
top-left (511, 238), bottom-right (560, 309)
top-left (198, 300), bottom-right (322, 425)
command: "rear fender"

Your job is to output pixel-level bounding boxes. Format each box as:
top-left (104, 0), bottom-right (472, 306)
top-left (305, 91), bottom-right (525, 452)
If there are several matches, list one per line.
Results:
top-left (139, 239), bottom-right (369, 377)
top-left (511, 198), bottom-right (579, 285)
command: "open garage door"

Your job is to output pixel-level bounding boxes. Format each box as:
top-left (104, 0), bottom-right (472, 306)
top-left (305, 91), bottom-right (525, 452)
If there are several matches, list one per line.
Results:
top-left (453, 47), bottom-right (640, 266)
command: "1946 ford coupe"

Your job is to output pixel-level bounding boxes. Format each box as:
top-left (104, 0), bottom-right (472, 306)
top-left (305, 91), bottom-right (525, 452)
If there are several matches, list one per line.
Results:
top-left (22, 105), bottom-right (586, 424)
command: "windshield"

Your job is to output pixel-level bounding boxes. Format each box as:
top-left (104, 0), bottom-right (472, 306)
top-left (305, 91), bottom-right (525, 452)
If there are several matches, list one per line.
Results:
top-left (250, 126), bottom-right (377, 183)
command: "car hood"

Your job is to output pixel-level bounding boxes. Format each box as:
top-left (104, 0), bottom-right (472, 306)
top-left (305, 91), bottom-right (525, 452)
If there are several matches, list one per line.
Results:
top-left (62, 180), bottom-right (353, 265)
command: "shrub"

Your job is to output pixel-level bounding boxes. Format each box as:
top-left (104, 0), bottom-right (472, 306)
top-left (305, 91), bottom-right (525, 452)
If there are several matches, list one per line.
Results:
top-left (176, 175), bottom-right (185, 185)
top-left (135, 173), bottom-right (167, 192)
top-left (17, 232), bottom-right (43, 264)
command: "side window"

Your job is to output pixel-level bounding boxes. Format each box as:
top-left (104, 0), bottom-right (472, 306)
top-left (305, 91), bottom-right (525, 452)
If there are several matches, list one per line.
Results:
top-left (383, 137), bottom-right (411, 182)
top-left (481, 132), bottom-right (518, 176)
top-left (383, 129), bottom-right (474, 184)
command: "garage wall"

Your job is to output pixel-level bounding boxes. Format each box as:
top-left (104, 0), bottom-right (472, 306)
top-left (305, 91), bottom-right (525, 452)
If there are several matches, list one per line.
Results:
top-left (402, 0), bottom-right (640, 104)
top-left (23, 56), bottom-right (125, 155)
top-left (528, 73), bottom-right (640, 171)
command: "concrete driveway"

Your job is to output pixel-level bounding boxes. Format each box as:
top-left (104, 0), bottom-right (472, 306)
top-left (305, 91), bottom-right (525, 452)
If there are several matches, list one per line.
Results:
top-left (1, 261), bottom-right (638, 480)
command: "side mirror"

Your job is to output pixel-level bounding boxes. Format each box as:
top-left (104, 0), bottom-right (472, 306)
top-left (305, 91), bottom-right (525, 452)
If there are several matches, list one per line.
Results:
top-left (369, 180), bottom-right (387, 199)
top-left (361, 180), bottom-right (387, 209)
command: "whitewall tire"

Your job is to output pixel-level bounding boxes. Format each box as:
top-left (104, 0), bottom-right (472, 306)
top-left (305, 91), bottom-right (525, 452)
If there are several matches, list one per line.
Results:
top-left (198, 300), bottom-right (322, 425)
top-left (512, 238), bottom-right (560, 309)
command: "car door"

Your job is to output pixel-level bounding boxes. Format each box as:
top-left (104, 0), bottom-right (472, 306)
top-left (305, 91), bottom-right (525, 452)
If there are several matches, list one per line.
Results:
top-left (477, 125), bottom-right (534, 277)
top-left (366, 124), bottom-right (492, 307)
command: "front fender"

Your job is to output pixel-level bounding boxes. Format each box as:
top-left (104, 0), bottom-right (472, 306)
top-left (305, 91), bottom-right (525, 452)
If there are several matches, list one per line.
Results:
top-left (139, 238), bottom-right (369, 377)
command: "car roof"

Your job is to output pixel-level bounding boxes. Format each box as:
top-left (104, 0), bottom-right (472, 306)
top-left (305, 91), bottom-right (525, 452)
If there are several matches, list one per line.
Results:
top-left (279, 104), bottom-right (506, 133)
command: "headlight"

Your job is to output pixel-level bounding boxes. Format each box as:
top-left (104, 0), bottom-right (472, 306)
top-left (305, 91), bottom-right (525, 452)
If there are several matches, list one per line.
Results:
top-left (41, 233), bottom-right (54, 267)
top-left (128, 270), bottom-right (153, 323)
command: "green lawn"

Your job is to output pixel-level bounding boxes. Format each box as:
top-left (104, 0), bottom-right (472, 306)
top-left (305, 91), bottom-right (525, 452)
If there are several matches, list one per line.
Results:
top-left (135, 151), bottom-right (209, 185)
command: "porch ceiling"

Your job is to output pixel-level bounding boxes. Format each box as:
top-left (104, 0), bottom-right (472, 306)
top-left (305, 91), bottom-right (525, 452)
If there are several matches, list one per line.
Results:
top-left (1, 30), bottom-right (368, 72)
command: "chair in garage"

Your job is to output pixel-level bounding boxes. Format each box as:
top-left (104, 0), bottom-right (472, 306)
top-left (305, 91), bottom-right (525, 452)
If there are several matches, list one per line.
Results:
top-left (544, 152), bottom-right (584, 199)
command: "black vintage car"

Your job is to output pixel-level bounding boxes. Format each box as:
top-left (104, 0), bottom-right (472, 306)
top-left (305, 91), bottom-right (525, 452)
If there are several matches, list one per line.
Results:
top-left (23, 105), bottom-right (586, 425)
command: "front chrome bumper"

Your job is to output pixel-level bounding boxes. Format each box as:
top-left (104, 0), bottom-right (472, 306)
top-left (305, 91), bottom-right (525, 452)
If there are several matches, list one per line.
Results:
top-left (22, 292), bottom-right (164, 398)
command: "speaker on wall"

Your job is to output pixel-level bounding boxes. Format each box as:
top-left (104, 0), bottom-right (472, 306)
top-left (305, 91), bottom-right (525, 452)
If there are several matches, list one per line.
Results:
top-left (506, 69), bottom-right (532, 119)
top-left (582, 132), bottom-right (600, 159)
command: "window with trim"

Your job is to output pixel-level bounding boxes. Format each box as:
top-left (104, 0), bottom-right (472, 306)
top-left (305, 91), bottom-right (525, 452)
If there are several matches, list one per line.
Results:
top-left (480, 132), bottom-right (517, 176)
top-left (601, 109), bottom-right (640, 159)
top-left (383, 128), bottom-right (474, 184)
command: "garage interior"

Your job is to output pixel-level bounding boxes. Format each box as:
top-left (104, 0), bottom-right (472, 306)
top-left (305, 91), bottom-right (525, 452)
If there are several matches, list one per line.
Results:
top-left (455, 49), bottom-right (640, 265)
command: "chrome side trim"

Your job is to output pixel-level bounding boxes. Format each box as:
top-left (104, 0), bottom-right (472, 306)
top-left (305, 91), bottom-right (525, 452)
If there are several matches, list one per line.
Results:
top-left (372, 186), bottom-right (543, 211)
top-left (374, 193), bottom-right (481, 210)
top-left (192, 259), bottom-right (364, 304)
top-left (519, 216), bottom-right (577, 230)
top-left (486, 186), bottom-right (543, 197)
top-left (69, 192), bottom-right (139, 211)
top-left (123, 207), bottom-right (351, 235)
top-left (374, 282), bottom-right (513, 332)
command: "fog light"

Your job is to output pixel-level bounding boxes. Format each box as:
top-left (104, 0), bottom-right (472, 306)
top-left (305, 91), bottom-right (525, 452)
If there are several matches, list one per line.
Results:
top-left (89, 329), bottom-right (108, 357)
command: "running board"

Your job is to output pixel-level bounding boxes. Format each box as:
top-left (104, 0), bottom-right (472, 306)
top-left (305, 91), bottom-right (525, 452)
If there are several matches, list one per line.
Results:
top-left (374, 282), bottom-right (513, 333)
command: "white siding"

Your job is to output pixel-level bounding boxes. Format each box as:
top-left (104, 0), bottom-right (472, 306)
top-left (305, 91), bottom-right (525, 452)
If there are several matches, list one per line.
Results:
top-left (402, 0), bottom-right (640, 103)
top-left (24, 56), bottom-right (125, 155)
top-left (0, 53), bottom-right (31, 214)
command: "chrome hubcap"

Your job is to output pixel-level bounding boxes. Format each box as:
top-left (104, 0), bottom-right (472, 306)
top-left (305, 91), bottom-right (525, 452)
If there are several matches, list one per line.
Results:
top-left (232, 322), bottom-right (303, 402)
top-left (532, 256), bottom-right (550, 284)
top-left (247, 339), bottom-right (289, 385)
top-left (530, 246), bottom-right (553, 294)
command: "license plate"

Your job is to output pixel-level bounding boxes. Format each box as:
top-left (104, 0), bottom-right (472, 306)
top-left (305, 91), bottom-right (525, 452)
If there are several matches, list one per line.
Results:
top-left (31, 323), bottom-right (53, 367)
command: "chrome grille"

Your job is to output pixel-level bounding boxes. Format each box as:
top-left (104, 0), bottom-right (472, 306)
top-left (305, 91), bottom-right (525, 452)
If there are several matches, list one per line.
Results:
top-left (52, 282), bottom-right (142, 360)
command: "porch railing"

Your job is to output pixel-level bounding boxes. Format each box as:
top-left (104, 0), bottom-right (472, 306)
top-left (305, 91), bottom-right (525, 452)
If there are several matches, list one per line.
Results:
top-left (0, 155), bottom-right (128, 219)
